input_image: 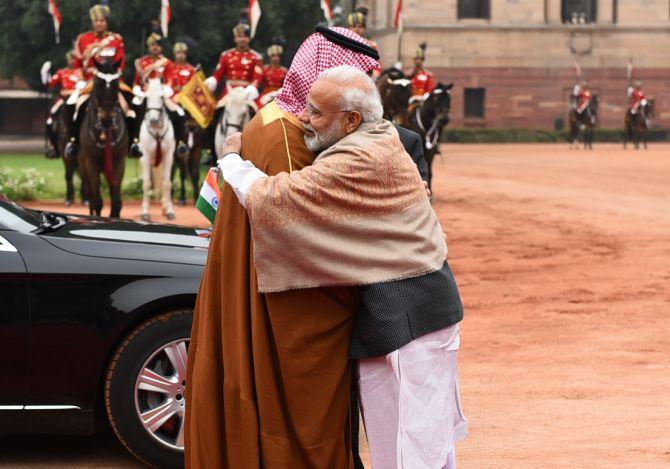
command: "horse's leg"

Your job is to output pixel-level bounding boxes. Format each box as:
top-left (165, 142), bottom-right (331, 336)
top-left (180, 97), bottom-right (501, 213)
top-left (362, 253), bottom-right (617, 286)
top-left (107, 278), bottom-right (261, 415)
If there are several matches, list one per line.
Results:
top-left (109, 155), bottom-right (125, 219)
top-left (178, 155), bottom-right (187, 205)
top-left (141, 154), bottom-right (152, 220)
top-left (634, 125), bottom-right (640, 150)
top-left (425, 151), bottom-right (435, 198)
top-left (109, 181), bottom-right (122, 218)
top-left (64, 158), bottom-right (75, 206)
top-left (87, 167), bottom-right (102, 216)
top-left (79, 160), bottom-right (89, 206)
top-left (190, 144), bottom-right (202, 204)
top-left (163, 151), bottom-right (176, 220)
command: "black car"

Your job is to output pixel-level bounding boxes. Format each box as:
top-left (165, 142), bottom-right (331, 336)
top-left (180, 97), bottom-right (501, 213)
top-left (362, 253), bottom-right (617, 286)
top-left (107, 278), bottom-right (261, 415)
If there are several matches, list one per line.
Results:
top-left (0, 196), bottom-right (208, 468)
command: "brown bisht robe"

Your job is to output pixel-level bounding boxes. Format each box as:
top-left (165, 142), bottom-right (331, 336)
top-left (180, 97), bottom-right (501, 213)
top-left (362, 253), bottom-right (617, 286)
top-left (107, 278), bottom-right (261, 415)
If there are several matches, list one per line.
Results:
top-left (185, 101), bottom-right (356, 468)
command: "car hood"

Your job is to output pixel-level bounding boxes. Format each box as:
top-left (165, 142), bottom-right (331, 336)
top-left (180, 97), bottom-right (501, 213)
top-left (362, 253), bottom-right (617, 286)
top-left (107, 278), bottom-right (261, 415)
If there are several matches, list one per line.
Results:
top-left (41, 212), bottom-right (210, 266)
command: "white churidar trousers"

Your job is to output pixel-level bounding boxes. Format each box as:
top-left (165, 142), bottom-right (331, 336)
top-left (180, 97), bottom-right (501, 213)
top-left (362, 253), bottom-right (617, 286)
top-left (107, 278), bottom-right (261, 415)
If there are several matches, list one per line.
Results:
top-left (358, 324), bottom-right (468, 469)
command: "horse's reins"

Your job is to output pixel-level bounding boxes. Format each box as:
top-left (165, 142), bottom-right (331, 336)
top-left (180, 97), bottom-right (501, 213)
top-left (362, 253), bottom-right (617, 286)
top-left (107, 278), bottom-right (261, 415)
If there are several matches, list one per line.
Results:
top-left (145, 105), bottom-right (170, 167)
top-left (415, 88), bottom-right (449, 150)
top-left (415, 104), bottom-right (440, 151)
top-left (89, 70), bottom-right (124, 185)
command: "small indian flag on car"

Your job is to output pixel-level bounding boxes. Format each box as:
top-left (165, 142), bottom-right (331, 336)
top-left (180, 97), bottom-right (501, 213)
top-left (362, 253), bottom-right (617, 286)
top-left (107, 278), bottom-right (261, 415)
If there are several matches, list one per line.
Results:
top-left (196, 168), bottom-right (221, 224)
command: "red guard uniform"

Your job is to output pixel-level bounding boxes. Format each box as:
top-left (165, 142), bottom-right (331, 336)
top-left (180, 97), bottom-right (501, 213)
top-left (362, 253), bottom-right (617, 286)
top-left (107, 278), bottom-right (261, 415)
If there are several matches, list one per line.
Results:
top-left (212, 48), bottom-right (263, 98)
top-left (48, 67), bottom-right (83, 95)
top-left (257, 64), bottom-right (288, 108)
top-left (134, 55), bottom-right (172, 88)
top-left (367, 39), bottom-right (383, 77)
top-left (578, 90), bottom-right (593, 113)
top-left (166, 62), bottom-right (197, 96)
top-left (629, 89), bottom-right (646, 112)
top-left (73, 31), bottom-right (126, 80)
top-left (260, 65), bottom-right (287, 95)
top-left (409, 68), bottom-right (437, 98)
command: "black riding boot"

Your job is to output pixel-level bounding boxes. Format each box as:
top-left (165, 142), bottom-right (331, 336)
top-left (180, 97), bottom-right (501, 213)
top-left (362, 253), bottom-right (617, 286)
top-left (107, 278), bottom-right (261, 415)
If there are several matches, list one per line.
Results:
top-left (127, 114), bottom-right (142, 158)
top-left (63, 103), bottom-right (79, 159)
top-left (45, 116), bottom-right (59, 159)
top-left (128, 103), bottom-right (144, 158)
top-left (169, 110), bottom-right (189, 157)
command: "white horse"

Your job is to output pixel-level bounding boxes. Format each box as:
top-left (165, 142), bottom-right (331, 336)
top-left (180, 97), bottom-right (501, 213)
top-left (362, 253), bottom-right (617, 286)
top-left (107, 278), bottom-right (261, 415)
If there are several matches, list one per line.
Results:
top-left (214, 86), bottom-right (257, 158)
top-left (138, 78), bottom-right (176, 220)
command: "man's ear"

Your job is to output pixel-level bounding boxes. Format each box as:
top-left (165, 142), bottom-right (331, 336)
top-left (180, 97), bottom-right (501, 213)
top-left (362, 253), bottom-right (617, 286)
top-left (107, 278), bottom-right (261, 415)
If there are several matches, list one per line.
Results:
top-left (344, 111), bottom-right (363, 134)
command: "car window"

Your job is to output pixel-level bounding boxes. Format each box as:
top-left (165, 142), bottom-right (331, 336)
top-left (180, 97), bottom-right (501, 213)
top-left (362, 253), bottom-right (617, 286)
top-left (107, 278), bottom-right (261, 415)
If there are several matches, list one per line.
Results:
top-left (0, 201), bottom-right (41, 233)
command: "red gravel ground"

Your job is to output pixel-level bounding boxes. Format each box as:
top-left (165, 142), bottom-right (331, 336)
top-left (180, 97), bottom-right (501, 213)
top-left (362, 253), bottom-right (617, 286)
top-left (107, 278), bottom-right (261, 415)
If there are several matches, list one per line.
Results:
top-left (12, 142), bottom-right (670, 467)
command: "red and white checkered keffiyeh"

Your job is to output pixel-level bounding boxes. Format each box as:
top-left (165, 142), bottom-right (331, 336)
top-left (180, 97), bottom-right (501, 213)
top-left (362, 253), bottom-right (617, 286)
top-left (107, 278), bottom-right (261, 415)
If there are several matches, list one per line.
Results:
top-left (275, 27), bottom-right (380, 116)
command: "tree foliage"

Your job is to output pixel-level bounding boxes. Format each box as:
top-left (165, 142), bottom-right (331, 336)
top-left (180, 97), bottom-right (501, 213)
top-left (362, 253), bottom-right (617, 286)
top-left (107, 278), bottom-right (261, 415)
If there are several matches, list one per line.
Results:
top-left (0, 0), bottom-right (339, 89)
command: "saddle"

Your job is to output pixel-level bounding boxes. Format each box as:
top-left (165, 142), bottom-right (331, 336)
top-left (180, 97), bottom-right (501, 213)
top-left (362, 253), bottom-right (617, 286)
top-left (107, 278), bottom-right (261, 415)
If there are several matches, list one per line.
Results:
top-left (71, 80), bottom-right (134, 119)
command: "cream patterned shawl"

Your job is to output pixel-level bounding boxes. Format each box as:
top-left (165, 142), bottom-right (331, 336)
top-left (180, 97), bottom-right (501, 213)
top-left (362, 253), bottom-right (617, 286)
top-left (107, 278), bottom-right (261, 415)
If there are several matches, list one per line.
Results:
top-left (246, 120), bottom-right (446, 293)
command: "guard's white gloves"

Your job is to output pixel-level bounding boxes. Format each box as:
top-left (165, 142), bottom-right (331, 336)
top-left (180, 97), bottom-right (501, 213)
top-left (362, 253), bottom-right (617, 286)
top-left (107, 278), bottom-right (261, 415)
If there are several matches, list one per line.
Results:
top-left (244, 85), bottom-right (259, 101)
top-left (162, 85), bottom-right (175, 99)
top-left (204, 76), bottom-right (217, 92)
top-left (40, 61), bottom-right (52, 86)
top-left (131, 85), bottom-right (144, 106)
top-left (75, 80), bottom-right (87, 91)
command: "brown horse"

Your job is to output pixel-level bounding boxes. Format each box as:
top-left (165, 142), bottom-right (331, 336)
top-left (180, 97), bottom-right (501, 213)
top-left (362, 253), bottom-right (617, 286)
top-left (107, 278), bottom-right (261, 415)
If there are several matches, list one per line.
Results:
top-left (377, 67), bottom-right (412, 126)
top-left (568, 95), bottom-right (598, 150)
top-left (624, 99), bottom-right (654, 150)
top-left (53, 106), bottom-right (88, 206)
top-left (78, 60), bottom-right (128, 217)
top-left (172, 113), bottom-right (204, 205)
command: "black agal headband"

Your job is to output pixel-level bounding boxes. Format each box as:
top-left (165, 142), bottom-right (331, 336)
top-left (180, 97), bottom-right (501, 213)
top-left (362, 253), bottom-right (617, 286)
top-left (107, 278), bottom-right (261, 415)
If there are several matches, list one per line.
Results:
top-left (314, 25), bottom-right (380, 61)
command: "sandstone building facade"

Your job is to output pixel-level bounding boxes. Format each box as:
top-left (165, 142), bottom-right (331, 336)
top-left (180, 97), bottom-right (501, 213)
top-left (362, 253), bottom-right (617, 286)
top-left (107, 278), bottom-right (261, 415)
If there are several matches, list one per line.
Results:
top-left (367, 0), bottom-right (670, 129)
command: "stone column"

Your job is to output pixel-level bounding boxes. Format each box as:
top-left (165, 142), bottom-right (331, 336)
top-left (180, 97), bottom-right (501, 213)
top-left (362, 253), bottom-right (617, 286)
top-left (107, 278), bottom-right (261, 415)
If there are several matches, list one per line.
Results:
top-left (546, 0), bottom-right (562, 24)
top-left (597, 0), bottom-right (614, 23)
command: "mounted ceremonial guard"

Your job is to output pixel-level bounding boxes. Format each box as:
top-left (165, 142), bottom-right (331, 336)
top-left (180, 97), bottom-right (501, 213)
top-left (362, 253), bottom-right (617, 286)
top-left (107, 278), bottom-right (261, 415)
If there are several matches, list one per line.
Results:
top-left (166, 42), bottom-right (198, 97)
top-left (258, 42), bottom-right (287, 107)
top-left (63, 4), bottom-right (132, 159)
top-left (132, 31), bottom-right (189, 157)
top-left (407, 43), bottom-right (437, 103)
top-left (627, 79), bottom-right (648, 115)
top-left (203, 15), bottom-right (262, 163)
top-left (41, 51), bottom-right (83, 159)
top-left (568, 80), bottom-right (598, 149)
top-left (167, 42), bottom-right (205, 205)
top-left (204, 17), bottom-right (263, 102)
top-left (571, 79), bottom-right (588, 112)
top-left (624, 79), bottom-right (654, 149)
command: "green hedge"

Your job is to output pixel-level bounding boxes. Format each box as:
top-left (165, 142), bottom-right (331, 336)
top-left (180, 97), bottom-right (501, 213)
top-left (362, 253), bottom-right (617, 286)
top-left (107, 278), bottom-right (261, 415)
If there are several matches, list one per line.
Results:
top-left (442, 128), bottom-right (670, 143)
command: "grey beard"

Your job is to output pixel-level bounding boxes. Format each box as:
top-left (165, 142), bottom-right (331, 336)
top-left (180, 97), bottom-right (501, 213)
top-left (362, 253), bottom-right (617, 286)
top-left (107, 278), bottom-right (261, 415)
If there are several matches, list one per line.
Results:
top-left (304, 122), bottom-right (345, 152)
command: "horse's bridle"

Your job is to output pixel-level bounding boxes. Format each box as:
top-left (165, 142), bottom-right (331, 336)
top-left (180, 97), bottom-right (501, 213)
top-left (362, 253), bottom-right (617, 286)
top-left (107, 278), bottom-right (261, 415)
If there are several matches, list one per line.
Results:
top-left (89, 91), bottom-right (124, 149)
top-left (415, 89), bottom-right (450, 150)
top-left (219, 109), bottom-right (249, 134)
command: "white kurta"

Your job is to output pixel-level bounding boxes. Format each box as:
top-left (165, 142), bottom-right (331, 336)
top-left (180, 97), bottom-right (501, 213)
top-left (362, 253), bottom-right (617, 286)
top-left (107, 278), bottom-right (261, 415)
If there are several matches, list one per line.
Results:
top-left (358, 324), bottom-right (468, 469)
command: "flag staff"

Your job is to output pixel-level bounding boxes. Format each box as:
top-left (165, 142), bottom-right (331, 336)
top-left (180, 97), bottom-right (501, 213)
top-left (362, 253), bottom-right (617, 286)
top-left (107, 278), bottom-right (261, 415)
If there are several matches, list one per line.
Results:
top-left (394, 0), bottom-right (404, 65)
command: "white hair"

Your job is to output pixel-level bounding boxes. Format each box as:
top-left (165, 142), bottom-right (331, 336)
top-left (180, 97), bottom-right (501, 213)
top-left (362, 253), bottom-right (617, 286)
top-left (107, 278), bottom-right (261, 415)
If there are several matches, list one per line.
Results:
top-left (318, 65), bottom-right (383, 123)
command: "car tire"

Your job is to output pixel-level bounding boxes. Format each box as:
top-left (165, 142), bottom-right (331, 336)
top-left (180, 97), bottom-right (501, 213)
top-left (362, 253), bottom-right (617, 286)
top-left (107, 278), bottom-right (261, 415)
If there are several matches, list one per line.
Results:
top-left (105, 309), bottom-right (192, 469)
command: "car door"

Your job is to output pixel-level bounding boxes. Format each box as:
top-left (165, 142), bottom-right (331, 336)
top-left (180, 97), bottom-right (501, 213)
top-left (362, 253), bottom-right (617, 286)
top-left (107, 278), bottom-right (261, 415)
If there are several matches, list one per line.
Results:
top-left (0, 229), bottom-right (29, 407)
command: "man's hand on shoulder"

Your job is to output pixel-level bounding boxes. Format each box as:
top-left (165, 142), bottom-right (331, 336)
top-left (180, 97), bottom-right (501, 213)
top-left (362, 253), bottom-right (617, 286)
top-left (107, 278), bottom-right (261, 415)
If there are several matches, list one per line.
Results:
top-left (221, 132), bottom-right (242, 159)
top-left (423, 180), bottom-right (431, 199)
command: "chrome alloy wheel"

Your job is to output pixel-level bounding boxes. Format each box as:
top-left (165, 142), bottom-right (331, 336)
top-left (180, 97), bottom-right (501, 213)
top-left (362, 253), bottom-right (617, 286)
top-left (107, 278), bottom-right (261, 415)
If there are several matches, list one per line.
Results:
top-left (134, 338), bottom-right (189, 451)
